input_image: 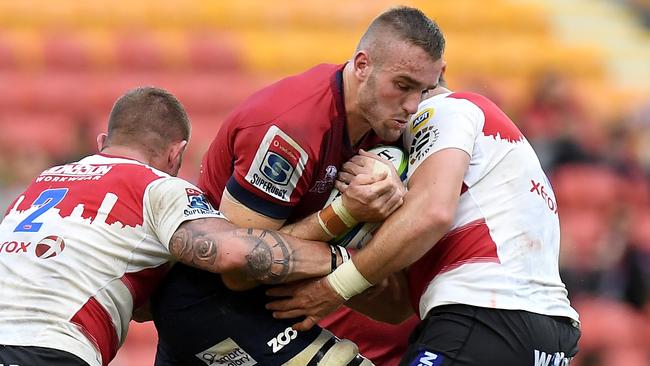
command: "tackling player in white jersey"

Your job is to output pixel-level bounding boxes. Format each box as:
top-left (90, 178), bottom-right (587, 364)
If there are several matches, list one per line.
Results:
top-left (0, 87), bottom-right (353, 366)
top-left (267, 84), bottom-right (581, 365)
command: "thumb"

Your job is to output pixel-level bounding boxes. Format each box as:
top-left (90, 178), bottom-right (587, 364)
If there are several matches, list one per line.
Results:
top-left (359, 149), bottom-right (380, 159)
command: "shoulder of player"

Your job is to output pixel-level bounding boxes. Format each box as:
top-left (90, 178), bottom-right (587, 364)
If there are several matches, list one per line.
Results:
top-left (231, 64), bottom-right (341, 130)
top-left (230, 113), bottom-right (331, 162)
top-left (418, 92), bottom-right (485, 121)
top-left (80, 154), bottom-right (169, 187)
top-left (144, 176), bottom-right (199, 196)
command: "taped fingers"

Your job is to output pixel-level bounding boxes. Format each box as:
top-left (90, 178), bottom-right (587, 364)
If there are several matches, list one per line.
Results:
top-left (283, 329), bottom-right (375, 366)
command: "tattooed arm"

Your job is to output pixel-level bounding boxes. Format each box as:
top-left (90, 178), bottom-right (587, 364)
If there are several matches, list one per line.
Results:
top-left (169, 218), bottom-right (340, 289)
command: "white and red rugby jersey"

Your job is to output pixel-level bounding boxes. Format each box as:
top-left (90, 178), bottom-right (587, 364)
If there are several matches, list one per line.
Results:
top-left (0, 154), bottom-right (223, 366)
top-left (403, 92), bottom-right (579, 322)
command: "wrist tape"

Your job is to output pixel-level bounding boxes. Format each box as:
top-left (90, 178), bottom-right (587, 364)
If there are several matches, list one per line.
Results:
top-left (331, 196), bottom-right (358, 228)
top-left (326, 260), bottom-right (372, 300)
top-left (318, 196), bottom-right (358, 238)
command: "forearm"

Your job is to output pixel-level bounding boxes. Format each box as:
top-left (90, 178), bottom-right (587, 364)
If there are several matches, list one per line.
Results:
top-left (350, 149), bottom-right (466, 285)
top-left (280, 212), bottom-right (333, 242)
top-left (353, 194), bottom-right (450, 284)
top-left (345, 271), bottom-right (415, 324)
top-left (170, 219), bottom-right (335, 285)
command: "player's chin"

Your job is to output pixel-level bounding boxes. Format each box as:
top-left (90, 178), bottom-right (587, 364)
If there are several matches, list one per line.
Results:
top-left (380, 128), bottom-right (404, 142)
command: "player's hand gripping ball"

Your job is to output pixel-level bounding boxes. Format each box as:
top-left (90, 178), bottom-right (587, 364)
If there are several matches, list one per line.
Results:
top-left (325, 145), bottom-right (408, 249)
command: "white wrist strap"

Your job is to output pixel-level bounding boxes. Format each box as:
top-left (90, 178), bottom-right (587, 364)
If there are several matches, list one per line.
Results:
top-left (337, 246), bottom-right (351, 263)
top-left (331, 196), bottom-right (358, 228)
top-left (326, 260), bottom-right (372, 301)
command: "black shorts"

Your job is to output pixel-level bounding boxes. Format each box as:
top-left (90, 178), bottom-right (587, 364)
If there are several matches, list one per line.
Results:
top-left (0, 345), bottom-right (88, 366)
top-left (400, 304), bottom-right (580, 366)
top-left (151, 264), bottom-right (323, 366)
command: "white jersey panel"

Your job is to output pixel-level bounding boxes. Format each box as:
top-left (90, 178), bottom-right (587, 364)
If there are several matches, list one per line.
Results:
top-left (0, 154), bottom-right (223, 366)
top-left (404, 93), bottom-right (578, 323)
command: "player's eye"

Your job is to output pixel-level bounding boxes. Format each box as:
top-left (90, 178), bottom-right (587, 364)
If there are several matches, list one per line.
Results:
top-left (395, 82), bottom-right (410, 91)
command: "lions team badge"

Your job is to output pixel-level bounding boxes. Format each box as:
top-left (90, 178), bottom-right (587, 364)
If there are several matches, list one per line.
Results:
top-left (35, 235), bottom-right (66, 259)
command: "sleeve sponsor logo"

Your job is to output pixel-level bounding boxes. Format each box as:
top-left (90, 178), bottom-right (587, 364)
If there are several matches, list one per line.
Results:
top-left (529, 179), bottom-right (558, 214)
top-left (262, 152), bottom-right (294, 185)
top-left (409, 125), bottom-right (439, 165)
top-left (411, 108), bottom-right (434, 133)
top-left (184, 188), bottom-right (219, 216)
top-left (245, 126), bottom-right (308, 202)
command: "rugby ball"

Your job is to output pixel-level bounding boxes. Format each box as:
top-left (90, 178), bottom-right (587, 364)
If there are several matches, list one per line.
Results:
top-left (325, 145), bottom-right (408, 249)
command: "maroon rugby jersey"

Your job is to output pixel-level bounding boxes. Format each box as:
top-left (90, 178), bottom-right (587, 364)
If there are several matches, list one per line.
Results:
top-left (199, 63), bottom-right (417, 365)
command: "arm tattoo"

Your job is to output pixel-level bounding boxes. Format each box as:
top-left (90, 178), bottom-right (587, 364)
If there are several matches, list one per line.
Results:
top-left (170, 221), bottom-right (219, 267)
top-left (170, 221), bottom-right (293, 284)
top-left (242, 228), bottom-right (291, 284)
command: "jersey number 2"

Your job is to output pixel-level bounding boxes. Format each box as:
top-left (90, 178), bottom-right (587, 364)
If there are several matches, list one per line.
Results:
top-left (14, 188), bottom-right (69, 232)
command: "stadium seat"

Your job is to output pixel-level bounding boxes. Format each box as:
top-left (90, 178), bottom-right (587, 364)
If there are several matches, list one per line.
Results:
top-left (2, 30), bottom-right (42, 70)
top-left (114, 32), bottom-right (165, 71)
top-left (626, 207), bottom-right (650, 250)
top-left (0, 72), bottom-right (31, 112)
top-left (552, 164), bottom-right (623, 215)
top-left (0, 113), bottom-right (78, 157)
top-left (559, 207), bottom-right (611, 268)
top-left (0, 35), bottom-right (17, 70)
top-left (42, 32), bottom-right (91, 71)
top-left (573, 298), bottom-right (646, 352)
top-left (186, 32), bottom-right (243, 72)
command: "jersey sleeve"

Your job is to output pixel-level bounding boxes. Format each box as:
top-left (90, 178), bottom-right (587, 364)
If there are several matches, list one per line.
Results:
top-left (406, 95), bottom-right (482, 174)
top-left (145, 177), bottom-right (225, 250)
top-left (227, 124), bottom-right (311, 220)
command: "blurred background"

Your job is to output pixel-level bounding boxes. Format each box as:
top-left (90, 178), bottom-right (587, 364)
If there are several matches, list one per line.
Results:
top-left (0, 0), bottom-right (648, 365)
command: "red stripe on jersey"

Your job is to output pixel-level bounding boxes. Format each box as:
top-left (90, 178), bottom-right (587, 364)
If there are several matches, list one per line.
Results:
top-left (448, 92), bottom-right (524, 144)
top-left (70, 297), bottom-right (119, 366)
top-left (406, 218), bottom-right (500, 311)
top-left (121, 264), bottom-right (170, 309)
top-left (15, 161), bottom-right (161, 228)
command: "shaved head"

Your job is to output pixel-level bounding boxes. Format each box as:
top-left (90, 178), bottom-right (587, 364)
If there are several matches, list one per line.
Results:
top-left (105, 87), bottom-right (190, 159)
top-left (356, 6), bottom-right (445, 66)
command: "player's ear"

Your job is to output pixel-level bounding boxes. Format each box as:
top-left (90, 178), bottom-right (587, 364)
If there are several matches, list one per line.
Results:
top-left (352, 50), bottom-right (371, 81)
top-left (96, 133), bottom-right (108, 152)
top-left (167, 140), bottom-right (188, 176)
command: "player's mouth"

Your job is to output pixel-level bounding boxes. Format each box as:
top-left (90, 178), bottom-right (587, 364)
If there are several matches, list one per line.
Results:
top-left (391, 119), bottom-right (408, 129)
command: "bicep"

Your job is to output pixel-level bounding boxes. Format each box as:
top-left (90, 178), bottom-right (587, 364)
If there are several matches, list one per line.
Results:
top-left (220, 188), bottom-right (285, 230)
top-left (407, 147), bottom-right (470, 208)
top-left (225, 125), bottom-right (311, 226)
